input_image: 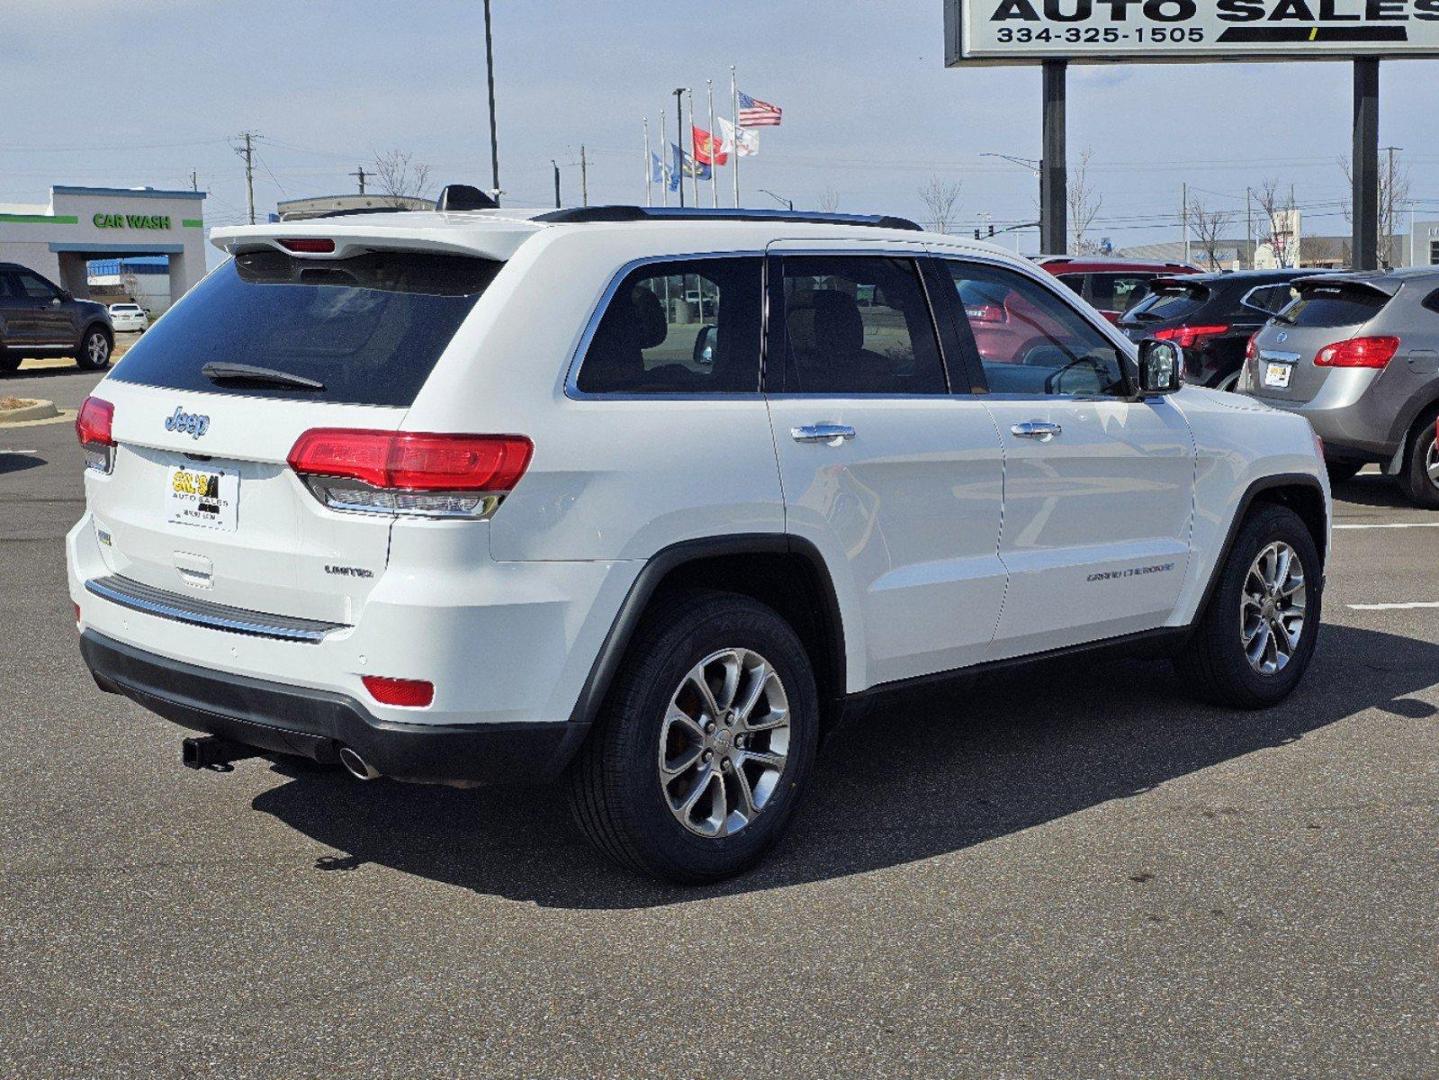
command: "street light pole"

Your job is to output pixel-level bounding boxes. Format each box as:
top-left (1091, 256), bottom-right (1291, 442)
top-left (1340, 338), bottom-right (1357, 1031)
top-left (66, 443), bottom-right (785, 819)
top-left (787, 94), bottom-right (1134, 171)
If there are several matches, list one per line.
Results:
top-left (759, 189), bottom-right (793, 211)
top-left (673, 88), bottom-right (688, 208)
top-left (482, 0), bottom-right (500, 204)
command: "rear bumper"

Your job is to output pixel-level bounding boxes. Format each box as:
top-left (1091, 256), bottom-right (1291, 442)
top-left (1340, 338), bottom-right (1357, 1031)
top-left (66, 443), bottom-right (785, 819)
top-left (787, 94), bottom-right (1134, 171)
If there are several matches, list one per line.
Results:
top-left (80, 629), bottom-right (590, 785)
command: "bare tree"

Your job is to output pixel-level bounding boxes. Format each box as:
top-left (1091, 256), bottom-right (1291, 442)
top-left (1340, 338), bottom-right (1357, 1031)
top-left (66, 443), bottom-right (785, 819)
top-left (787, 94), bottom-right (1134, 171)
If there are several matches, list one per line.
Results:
top-left (918, 176), bottom-right (962, 234)
top-left (373, 149), bottom-right (433, 206)
top-left (1068, 148), bottom-right (1102, 254)
top-left (818, 187), bottom-right (841, 214)
top-left (1185, 196), bottom-right (1235, 271)
top-left (1255, 178), bottom-right (1298, 268)
top-left (1339, 152), bottom-right (1410, 267)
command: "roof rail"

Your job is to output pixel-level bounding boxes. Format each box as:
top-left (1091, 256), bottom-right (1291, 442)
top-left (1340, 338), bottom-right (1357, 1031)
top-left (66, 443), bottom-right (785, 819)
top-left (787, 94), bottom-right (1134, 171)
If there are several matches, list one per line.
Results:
top-left (532, 206), bottom-right (923, 231)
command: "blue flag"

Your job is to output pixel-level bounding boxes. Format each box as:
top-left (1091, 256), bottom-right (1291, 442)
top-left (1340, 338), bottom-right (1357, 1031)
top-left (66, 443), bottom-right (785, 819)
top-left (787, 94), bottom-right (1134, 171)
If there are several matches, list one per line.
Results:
top-left (671, 143), bottom-right (709, 183)
top-left (650, 151), bottom-right (668, 186)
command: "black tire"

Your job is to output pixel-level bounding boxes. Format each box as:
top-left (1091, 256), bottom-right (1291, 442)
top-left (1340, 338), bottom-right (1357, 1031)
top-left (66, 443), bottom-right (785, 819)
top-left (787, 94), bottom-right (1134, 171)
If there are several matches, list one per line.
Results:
top-left (1174, 504), bottom-right (1322, 709)
top-left (0, 353), bottom-right (19, 374)
top-left (1213, 370), bottom-right (1241, 393)
top-left (1399, 410), bottom-right (1439, 510)
top-left (75, 326), bottom-right (112, 371)
top-left (1325, 459), bottom-right (1363, 486)
top-left (567, 588), bottom-right (820, 883)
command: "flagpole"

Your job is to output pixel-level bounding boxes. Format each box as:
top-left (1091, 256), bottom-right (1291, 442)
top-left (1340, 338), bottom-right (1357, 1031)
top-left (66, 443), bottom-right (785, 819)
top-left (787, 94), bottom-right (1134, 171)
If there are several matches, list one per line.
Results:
top-left (730, 66), bottom-right (741, 208)
top-left (642, 117), bottom-right (652, 207)
top-left (707, 80), bottom-right (718, 208)
top-left (686, 88), bottom-right (699, 208)
top-left (659, 108), bottom-right (668, 207)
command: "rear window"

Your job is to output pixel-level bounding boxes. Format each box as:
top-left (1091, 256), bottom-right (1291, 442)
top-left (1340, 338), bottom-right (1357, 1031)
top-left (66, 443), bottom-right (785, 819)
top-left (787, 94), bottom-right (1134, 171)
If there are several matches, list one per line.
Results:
top-left (1088, 272), bottom-right (1155, 313)
top-left (1282, 284), bottom-right (1389, 328)
top-left (1128, 284), bottom-right (1207, 322)
top-left (109, 250), bottom-right (499, 406)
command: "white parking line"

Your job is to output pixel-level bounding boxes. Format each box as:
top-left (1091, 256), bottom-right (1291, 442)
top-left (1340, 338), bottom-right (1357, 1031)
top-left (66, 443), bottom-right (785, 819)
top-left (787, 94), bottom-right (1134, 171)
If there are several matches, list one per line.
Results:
top-left (1347, 601), bottom-right (1439, 610)
top-left (1334, 522), bottom-right (1439, 530)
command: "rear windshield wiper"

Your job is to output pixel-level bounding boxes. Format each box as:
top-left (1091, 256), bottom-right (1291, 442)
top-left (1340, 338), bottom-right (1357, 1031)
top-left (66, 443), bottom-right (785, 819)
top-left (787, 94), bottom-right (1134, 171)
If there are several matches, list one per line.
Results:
top-left (200, 362), bottom-right (325, 390)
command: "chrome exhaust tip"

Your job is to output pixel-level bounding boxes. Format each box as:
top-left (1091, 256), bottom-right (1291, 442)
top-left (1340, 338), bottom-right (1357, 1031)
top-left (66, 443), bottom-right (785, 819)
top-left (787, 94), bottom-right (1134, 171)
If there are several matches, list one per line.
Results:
top-left (337, 745), bottom-right (380, 781)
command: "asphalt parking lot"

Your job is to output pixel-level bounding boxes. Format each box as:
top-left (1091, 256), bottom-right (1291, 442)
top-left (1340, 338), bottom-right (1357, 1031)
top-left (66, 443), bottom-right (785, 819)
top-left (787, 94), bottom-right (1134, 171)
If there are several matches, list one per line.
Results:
top-left (2, 364), bottom-right (1435, 1079)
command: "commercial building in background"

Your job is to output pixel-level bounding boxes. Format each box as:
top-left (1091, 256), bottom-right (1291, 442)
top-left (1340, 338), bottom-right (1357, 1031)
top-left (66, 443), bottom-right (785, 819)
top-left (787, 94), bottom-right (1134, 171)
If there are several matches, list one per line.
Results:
top-left (275, 193), bottom-right (430, 221)
top-left (0, 185), bottom-right (205, 312)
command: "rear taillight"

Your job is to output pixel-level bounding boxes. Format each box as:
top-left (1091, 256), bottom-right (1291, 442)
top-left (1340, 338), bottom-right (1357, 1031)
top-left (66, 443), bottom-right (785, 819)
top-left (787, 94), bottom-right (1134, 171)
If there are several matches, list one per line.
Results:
top-left (1314, 336), bottom-right (1400, 369)
top-left (1154, 324), bottom-right (1229, 349)
top-left (362, 675), bottom-right (434, 708)
top-left (965, 303), bottom-right (1006, 324)
top-left (287, 429), bottom-right (533, 519)
top-left (1245, 334), bottom-right (1259, 362)
top-left (75, 396), bottom-right (115, 474)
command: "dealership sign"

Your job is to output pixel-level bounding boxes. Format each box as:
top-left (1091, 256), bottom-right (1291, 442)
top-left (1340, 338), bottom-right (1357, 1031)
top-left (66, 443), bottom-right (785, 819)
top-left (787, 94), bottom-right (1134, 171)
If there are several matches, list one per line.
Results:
top-left (944, 0), bottom-right (1439, 61)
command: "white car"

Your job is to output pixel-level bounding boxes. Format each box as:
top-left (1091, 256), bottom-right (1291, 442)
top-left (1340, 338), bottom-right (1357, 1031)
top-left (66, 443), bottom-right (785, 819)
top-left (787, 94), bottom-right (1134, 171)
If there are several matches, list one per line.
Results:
top-left (67, 203), bottom-right (1330, 882)
top-left (107, 303), bottom-right (149, 333)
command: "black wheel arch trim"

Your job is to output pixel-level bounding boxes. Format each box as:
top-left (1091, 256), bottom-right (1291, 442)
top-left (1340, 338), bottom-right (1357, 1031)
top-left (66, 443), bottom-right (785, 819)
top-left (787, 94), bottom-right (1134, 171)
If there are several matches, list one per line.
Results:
top-left (1192, 471), bottom-right (1328, 621)
top-left (566, 533), bottom-right (847, 731)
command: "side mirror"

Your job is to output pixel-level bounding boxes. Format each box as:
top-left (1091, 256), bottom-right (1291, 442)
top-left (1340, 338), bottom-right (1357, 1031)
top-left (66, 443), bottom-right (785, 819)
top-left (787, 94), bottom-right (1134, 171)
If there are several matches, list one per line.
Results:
top-left (692, 325), bottom-right (717, 366)
top-left (51, 295), bottom-right (64, 306)
top-left (1137, 339), bottom-right (1182, 396)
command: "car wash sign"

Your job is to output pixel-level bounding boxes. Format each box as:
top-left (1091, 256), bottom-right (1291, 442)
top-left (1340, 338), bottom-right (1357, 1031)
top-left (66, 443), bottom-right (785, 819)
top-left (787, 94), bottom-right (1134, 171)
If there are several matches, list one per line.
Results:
top-left (944, 0), bottom-right (1439, 61)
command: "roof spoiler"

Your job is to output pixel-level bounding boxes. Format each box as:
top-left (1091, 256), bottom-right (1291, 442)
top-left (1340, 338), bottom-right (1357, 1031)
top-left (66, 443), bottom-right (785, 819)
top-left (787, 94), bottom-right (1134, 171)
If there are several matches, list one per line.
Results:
top-left (1291, 273), bottom-right (1401, 298)
top-left (435, 184), bottom-right (500, 212)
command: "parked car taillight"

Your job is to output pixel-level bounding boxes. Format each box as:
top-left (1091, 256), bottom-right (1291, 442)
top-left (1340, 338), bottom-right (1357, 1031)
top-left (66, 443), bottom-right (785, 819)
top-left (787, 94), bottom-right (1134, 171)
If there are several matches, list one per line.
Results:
top-left (1314, 336), bottom-right (1400, 369)
top-left (1245, 333), bottom-right (1259, 362)
top-left (75, 396), bottom-right (115, 474)
top-left (286, 429), bottom-right (533, 519)
top-left (965, 303), bottom-right (1006, 323)
top-left (361, 675), bottom-right (434, 708)
top-left (1154, 324), bottom-right (1229, 349)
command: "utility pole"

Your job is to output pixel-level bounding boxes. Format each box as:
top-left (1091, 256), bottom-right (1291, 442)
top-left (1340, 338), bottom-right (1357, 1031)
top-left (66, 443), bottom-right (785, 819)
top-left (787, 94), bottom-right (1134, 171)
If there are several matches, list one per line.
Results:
top-left (1039, 60), bottom-right (1067, 254)
top-left (483, 0), bottom-right (500, 204)
top-left (349, 165), bottom-right (368, 194)
top-left (190, 170), bottom-right (198, 193)
top-left (1181, 181), bottom-right (1189, 265)
top-left (234, 131), bottom-right (260, 225)
top-left (1245, 187), bottom-right (1253, 269)
top-left (552, 159), bottom-right (561, 209)
top-left (1352, 58), bottom-right (1379, 270)
top-left (1381, 145), bottom-right (1402, 267)
top-left (673, 88), bottom-right (687, 208)
top-left (580, 145), bottom-right (588, 207)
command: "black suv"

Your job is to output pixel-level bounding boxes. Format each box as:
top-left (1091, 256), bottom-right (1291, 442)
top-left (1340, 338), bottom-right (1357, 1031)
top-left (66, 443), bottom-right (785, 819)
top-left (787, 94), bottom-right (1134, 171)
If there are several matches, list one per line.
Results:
top-left (1118, 270), bottom-right (1319, 391)
top-left (0, 263), bottom-right (114, 374)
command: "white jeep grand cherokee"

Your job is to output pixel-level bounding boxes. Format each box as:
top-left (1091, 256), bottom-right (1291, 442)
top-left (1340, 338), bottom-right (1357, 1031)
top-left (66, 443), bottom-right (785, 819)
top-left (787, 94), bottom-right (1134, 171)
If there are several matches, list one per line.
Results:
top-left (68, 204), bottom-right (1330, 883)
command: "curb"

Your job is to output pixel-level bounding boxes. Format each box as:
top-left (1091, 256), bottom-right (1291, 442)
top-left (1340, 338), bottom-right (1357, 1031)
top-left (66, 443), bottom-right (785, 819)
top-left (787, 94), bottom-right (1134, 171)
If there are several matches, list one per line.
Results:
top-left (0, 398), bottom-right (59, 424)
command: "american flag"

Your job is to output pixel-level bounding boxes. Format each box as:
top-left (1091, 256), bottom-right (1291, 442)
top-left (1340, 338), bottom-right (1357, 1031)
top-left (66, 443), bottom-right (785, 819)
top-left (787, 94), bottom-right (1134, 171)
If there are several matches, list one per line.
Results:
top-left (737, 91), bottom-right (782, 127)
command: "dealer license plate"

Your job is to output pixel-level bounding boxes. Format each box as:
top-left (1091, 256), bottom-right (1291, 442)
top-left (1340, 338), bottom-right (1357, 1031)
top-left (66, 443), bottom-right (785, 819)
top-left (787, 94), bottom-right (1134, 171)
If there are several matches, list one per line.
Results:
top-left (166, 466), bottom-right (238, 531)
top-left (1263, 361), bottom-right (1293, 389)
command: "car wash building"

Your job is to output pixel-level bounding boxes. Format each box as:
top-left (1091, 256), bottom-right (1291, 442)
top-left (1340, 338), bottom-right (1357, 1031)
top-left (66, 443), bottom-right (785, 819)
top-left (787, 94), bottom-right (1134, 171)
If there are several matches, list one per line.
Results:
top-left (0, 185), bottom-right (206, 313)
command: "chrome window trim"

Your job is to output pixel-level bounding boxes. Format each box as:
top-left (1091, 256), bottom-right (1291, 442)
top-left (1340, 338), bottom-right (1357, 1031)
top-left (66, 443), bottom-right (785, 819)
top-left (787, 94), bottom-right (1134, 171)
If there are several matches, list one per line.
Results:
top-left (84, 574), bottom-right (346, 643)
top-left (563, 250), bottom-right (766, 401)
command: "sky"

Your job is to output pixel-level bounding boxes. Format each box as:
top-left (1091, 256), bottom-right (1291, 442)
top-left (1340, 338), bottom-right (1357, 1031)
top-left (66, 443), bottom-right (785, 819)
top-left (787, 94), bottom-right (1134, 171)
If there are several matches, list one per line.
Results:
top-left (4, 0), bottom-right (1439, 260)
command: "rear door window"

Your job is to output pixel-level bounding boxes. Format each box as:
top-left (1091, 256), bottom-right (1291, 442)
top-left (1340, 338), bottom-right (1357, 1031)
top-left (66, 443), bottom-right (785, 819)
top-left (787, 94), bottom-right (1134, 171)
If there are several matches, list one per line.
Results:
top-left (576, 257), bottom-right (761, 394)
top-left (1133, 285), bottom-right (1207, 322)
top-left (1283, 284), bottom-right (1390, 328)
top-left (108, 250), bottom-right (500, 406)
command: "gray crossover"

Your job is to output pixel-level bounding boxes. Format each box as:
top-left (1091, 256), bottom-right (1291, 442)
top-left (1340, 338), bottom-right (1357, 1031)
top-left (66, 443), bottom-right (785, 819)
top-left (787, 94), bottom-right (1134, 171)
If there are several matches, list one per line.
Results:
top-left (1241, 268), bottom-right (1439, 508)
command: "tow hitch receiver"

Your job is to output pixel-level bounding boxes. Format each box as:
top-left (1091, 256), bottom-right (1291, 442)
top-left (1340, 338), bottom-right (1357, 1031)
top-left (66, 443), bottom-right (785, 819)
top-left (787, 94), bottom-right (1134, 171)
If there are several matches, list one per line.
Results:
top-left (181, 735), bottom-right (261, 772)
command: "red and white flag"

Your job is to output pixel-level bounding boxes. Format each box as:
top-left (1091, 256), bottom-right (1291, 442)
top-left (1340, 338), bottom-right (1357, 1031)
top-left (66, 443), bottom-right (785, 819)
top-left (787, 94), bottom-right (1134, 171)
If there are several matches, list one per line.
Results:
top-left (718, 117), bottom-right (759, 157)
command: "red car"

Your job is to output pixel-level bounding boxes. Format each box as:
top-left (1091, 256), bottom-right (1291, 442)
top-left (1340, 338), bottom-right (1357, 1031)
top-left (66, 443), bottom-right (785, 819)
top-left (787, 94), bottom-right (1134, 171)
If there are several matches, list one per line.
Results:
top-left (1035, 256), bottom-right (1201, 324)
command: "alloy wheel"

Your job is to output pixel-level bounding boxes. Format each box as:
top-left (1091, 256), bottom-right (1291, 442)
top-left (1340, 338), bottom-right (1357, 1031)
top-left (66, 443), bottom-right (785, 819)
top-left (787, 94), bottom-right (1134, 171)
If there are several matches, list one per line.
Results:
top-left (88, 333), bottom-right (109, 366)
top-left (1240, 541), bottom-right (1306, 676)
top-left (1425, 436), bottom-right (1439, 491)
top-left (658, 648), bottom-right (790, 838)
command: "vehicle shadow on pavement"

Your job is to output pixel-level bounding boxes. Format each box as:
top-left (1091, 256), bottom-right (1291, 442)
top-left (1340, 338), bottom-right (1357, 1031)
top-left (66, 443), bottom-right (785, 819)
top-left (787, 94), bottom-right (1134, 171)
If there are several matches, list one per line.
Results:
top-left (1331, 474), bottom-right (1429, 511)
top-left (0, 453), bottom-right (45, 476)
top-left (251, 623), bottom-right (1439, 908)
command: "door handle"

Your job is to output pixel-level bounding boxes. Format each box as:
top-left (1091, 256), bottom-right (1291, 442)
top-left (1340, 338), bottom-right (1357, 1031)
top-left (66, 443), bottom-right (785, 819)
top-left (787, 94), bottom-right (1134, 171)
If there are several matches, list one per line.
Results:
top-left (1010, 421), bottom-right (1062, 440)
top-left (790, 423), bottom-right (856, 444)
